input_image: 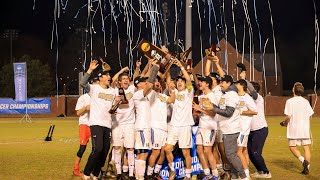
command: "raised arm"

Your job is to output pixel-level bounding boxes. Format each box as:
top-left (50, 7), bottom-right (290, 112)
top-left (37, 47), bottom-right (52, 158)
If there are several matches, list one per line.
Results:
top-left (174, 59), bottom-right (192, 87)
top-left (80, 60), bottom-right (99, 93)
top-left (143, 64), bottom-right (160, 96)
top-left (132, 60), bottom-right (141, 82)
top-left (111, 66), bottom-right (129, 88)
top-left (205, 58), bottom-right (212, 76)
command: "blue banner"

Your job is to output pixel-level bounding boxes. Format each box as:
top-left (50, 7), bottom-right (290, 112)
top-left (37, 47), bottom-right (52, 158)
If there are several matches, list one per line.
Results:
top-left (13, 62), bottom-right (27, 102)
top-left (160, 126), bottom-right (203, 179)
top-left (0, 98), bottom-right (51, 114)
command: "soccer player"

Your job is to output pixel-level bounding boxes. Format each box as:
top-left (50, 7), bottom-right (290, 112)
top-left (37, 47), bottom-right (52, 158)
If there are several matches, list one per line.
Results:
top-left (192, 76), bottom-right (219, 180)
top-left (164, 60), bottom-right (194, 180)
top-left (133, 64), bottom-right (160, 180)
top-left (248, 82), bottom-right (272, 178)
top-left (73, 93), bottom-right (91, 177)
top-left (80, 60), bottom-right (118, 180)
top-left (146, 76), bottom-right (175, 180)
top-left (203, 75), bottom-right (248, 180)
top-left (234, 79), bottom-right (257, 178)
top-left (283, 82), bottom-right (314, 175)
top-left (110, 66), bottom-right (137, 180)
top-left (205, 55), bottom-right (227, 175)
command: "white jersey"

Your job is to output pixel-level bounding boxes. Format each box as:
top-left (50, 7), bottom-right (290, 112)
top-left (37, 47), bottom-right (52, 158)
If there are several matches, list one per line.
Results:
top-left (217, 90), bottom-right (241, 134)
top-left (133, 89), bottom-right (151, 130)
top-left (171, 88), bottom-right (195, 127)
top-left (114, 85), bottom-right (136, 125)
top-left (284, 96), bottom-right (314, 139)
top-left (251, 94), bottom-right (268, 131)
top-left (238, 93), bottom-right (257, 135)
top-left (198, 91), bottom-right (219, 130)
top-left (212, 85), bottom-right (223, 130)
top-left (89, 84), bottom-right (116, 128)
top-left (75, 93), bottom-right (91, 126)
top-left (149, 90), bottom-right (168, 131)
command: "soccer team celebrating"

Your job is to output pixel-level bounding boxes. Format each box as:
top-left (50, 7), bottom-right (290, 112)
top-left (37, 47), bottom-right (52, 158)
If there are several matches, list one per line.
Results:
top-left (72, 48), bottom-right (314, 180)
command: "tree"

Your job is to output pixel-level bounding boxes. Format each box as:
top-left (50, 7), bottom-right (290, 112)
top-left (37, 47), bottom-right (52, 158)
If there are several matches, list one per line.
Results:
top-left (0, 55), bottom-right (55, 98)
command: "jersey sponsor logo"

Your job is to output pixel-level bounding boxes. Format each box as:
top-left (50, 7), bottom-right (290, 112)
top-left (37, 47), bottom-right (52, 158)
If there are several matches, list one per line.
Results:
top-left (158, 94), bottom-right (167, 102)
top-left (98, 93), bottom-right (115, 101)
top-left (125, 92), bottom-right (133, 100)
top-left (239, 101), bottom-right (245, 108)
top-left (219, 98), bottom-right (226, 109)
top-left (176, 94), bottom-right (185, 101)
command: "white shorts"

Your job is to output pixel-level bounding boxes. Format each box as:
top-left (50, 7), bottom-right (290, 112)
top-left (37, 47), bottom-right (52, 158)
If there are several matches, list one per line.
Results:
top-left (196, 128), bottom-right (216, 146)
top-left (288, 139), bottom-right (311, 146)
top-left (167, 126), bottom-right (192, 149)
top-left (135, 129), bottom-right (151, 150)
top-left (237, 133), bottom-right (249, 147)
top-left (151, 128), bottom-right (167, 150)
top-left (215, 129), bottom-right (223, 143)
top-left (112, 124), bottom-right (135, 148)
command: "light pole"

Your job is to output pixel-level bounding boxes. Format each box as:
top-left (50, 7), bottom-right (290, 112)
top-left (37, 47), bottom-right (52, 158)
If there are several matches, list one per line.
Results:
top-left (3, 29), bottom-right (19, 64)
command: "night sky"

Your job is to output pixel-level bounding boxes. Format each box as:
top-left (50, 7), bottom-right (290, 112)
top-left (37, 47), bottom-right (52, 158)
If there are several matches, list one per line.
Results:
top-left (0, 0), bottom-right (319, 94)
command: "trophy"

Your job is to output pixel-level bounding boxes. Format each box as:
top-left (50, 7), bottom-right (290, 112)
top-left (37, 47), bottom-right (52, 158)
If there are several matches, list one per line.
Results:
top-left (99, 57), bottom-right (111, 71)
top-left (108, 88), bottom-right (128, 114)
top-left (138, 39), bottom-right (179, 74)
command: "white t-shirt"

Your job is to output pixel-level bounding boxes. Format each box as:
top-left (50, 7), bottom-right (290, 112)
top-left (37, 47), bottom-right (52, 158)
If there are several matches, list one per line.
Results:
top-left (75, 93), bottom-right (91, 126)
top-left (284, 96), bottom-right (314, 139)
top-left (217, 90), bottom-right (241, 134)
top-left (149, 90), bottom-right (168, 131)
top-left (133, 89), bottom-right (152, 130)
top-left (238, 93), bottom-right (257, 135)
top-left (198, 91), bottom-right (219, 130)
top-left (114, 85), bottom-right (136, 125)
top-left (171, 88), bottom-right (195, 127)
top-left (89, 84), bottom-right (116, 128)
top-left (251, 94), bottom-right (268, 131)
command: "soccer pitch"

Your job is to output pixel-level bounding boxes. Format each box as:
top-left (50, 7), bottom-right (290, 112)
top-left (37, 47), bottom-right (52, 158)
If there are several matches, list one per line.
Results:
top-left (0, 117), bottom-right (319, 180)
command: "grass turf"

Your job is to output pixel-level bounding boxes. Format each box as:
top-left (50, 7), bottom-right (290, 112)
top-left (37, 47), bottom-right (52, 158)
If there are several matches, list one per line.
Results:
top-left (0, 117), bottom-right (319, 180)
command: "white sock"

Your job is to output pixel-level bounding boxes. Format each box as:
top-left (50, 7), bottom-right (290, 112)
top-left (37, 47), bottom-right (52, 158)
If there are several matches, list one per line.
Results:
top-left (128, 150), bottom-right (135, 177)
top-left (244, 169), bottom-right (249, 177)
top-left (169, 162), bottom-right (175, 171)
top-left (217, 163), bottom-right (223, 171)
top-left (135, 160), bottom-right (140, 179)
top-left (123, 165), bottom-right (129, 173)
top-left (114, 149), bottom-right (122, 175)
top-left (185, 169), bottom-right (192, 178)
top-left (298, 156), bottom-right (305, 163)
top-left (154, 164), bottom-right (162, 174)
top-left (204, 168), bottom-right (210, 175)
top-left (138, 160), bottom-right (146, 178)
top-left (147, 166), bottom-right (154, 176)
top-left (212, 169), bottom-right (219, 176)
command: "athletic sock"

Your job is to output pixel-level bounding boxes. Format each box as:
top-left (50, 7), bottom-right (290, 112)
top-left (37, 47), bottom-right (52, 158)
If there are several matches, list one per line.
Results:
top-left (114, 149), bottom-right (122, 175)
top-left (147, 166), bottom-right (154, 176)
top-left (154, 164), bottom-right (162, 174)
top-left (186, 169), bottom-right (192, 178)
top-left (298, 156), bottom-right (305, 163)
top-left (123, 165), bottom-right (129, 173)
top-left (212, 169), bottom-right (219, 176)
top-left (128, 150), bottom-right (135, 177)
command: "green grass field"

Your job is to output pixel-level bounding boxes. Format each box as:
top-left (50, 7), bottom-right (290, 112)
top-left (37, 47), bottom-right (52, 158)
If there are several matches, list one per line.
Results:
top-left (0, 117), bottom-right (319, 180)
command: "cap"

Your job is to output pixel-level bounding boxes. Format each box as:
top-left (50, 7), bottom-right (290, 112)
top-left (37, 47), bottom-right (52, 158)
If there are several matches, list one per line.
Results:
top-left (235, 79), bottom-right (247, 87)
top-left (236, 63), bottom-right (246, 72)
top-left (97, 69), bottom-right (111, 77)
top-left (134, 76), bottom-right (148, 87)
top-left (176, 75), bottom-right (186, 82)
top-left (198, 76), bottom-right (213, 88)
top-left (209, 72), bottom-right (220, 80)
top-left (220, 75), bottom-right (234, 83)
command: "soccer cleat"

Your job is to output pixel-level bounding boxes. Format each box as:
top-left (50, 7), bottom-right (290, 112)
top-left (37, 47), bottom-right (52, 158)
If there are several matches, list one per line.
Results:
top-left (128, 176), bottom-right (136, 180)
top-left (121, 172), bottom-right (129, 180)
top-left (82, 174), bottom-right (91, 180)
top-left (302, 160), bottom-right (309, 175)
top-left (169, 170), bottom-right (176, 180)
top-left (211, 176), bottom-right (219, 180)
top-left (145, 175), bottom-right (153, 180)
top-left (73, 169), bottom-right (83, 177)
top-left (202, 174), bottom-right (213, 180)
top-left (183, 176), bottom-right (191, 180)
top-left (153, 173), bottom-right (163, 180)
top-left (116, 174), bottom-right (122, 180)
top-left (252, 172), bottom-right (272, 179)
